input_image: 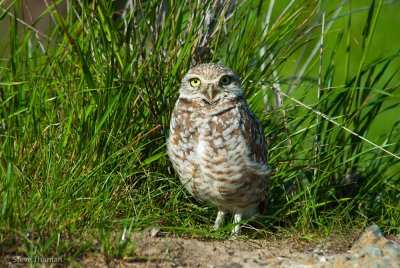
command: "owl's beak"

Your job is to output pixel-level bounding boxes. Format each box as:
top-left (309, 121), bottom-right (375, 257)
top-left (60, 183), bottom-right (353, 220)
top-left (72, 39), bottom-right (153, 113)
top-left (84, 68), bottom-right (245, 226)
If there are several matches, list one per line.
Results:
top-left (202, 84), bottom-right (221, 102)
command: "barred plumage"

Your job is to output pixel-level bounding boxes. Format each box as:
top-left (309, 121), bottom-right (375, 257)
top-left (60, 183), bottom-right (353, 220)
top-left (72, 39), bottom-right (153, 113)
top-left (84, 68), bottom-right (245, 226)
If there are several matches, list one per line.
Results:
top-left (167, 63), bottom-right (269, 234)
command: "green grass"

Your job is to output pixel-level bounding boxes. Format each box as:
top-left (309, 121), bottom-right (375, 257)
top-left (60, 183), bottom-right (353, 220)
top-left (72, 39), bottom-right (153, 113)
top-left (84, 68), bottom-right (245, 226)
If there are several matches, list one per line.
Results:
top-left (1, 0), bottom-right (399, 263)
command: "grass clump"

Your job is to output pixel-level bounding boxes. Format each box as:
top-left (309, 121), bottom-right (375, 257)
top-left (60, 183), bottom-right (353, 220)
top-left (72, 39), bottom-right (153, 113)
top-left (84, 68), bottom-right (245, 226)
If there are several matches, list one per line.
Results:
top-left (0, 0), bottom-right (399, 263)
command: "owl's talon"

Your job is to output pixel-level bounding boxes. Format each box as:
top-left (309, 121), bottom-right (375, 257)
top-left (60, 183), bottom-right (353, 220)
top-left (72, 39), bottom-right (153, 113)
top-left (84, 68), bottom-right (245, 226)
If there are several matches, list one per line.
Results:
top-left (231, 212), bottom-right (242, 235)
top-left (213, 210), bottom-right (225, 230)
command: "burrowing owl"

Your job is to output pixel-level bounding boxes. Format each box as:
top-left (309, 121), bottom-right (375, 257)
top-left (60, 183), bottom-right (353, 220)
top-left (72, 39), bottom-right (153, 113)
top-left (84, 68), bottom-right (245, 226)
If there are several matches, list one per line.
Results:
top-left (167, 63), bottom-right (269, 234)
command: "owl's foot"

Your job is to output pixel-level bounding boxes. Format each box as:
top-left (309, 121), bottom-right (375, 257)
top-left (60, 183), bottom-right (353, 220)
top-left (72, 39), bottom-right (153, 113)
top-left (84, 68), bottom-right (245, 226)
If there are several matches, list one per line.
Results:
top-left (231, 212), bottom-right (242, 235)
top-left (213, 210), bottom-right (225, 230)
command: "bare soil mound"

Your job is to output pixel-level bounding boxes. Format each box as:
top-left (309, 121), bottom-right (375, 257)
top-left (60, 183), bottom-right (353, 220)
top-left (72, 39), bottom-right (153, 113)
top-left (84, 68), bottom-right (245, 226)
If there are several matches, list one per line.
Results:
top-left (81, 225), bottom-right (400, 267)
top-left (4, 225), bottom-right (399, 267)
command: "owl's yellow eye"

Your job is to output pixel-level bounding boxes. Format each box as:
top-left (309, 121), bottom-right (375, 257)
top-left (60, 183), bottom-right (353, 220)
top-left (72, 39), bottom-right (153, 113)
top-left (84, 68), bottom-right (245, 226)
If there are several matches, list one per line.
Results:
top-left (220, 75), bottom-right (232, 85)
top-left (190, 78), bottom-right (201, 87)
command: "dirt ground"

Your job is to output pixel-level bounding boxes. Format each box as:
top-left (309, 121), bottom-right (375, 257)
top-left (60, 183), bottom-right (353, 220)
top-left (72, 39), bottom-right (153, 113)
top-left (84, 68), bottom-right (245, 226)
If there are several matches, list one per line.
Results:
top-left (4, 225), bottom-right (399, 267)
top-left (79, 225), bottom-right (399, 268)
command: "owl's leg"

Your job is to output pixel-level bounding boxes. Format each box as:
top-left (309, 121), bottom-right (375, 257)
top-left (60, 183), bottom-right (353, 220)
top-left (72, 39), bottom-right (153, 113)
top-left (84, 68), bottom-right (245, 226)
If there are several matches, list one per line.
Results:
top-left (213, 210), bottom-right (225, 230)
top-left (231, 212), bottom-right (242, 235)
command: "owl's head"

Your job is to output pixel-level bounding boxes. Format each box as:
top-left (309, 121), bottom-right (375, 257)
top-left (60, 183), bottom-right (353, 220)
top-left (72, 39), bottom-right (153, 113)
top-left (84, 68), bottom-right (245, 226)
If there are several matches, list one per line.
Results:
top-left (179, 63), bottom-right (243, 105)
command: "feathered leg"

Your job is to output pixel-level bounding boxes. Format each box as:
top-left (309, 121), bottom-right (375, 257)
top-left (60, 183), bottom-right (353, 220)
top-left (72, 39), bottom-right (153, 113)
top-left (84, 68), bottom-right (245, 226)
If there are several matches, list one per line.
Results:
top-left (232, 212), bottom-right (242, 235)
top-left (213, 210), bottom-right (225, 230)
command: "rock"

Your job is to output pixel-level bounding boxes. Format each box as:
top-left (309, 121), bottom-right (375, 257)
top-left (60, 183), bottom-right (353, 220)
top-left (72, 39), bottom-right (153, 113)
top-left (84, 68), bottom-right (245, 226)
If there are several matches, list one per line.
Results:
top-left (284, 224), bottom-right (400, 268)
top-left (358, 245), bottom-right (382, 257)
top-left (148, 228), bottom-right (161, 238)
top-left (351, 224), bottom-right (385, 251)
